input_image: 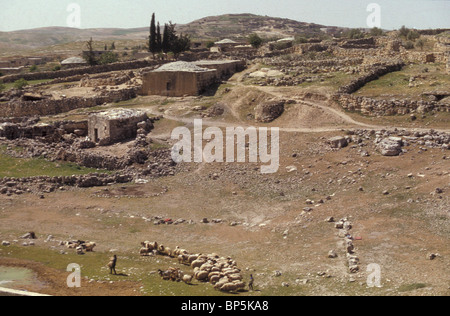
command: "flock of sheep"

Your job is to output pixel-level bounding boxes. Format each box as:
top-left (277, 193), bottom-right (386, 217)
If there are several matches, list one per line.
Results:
top-left (61, 240), bottom-right (96, 255)
top-left (140, 241), bottom-right (247, 293)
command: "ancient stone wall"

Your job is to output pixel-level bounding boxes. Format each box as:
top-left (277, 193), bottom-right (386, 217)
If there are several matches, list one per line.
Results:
top-left (0, 59), bottom-right (163, 83)
top-left (338, 61), bottom-right (405, 94)
top-left (0, 88), bottom-right (138, 118)
top-left (336, 93), bottom-right (450, 116)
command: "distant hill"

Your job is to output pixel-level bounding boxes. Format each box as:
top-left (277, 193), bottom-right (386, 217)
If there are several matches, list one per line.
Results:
top-left (0, 26), bottom-right (148, 53)
top-left (177, 13), bottom-right (326, 40)
top-left (0, 13), bottom-right (329, 55)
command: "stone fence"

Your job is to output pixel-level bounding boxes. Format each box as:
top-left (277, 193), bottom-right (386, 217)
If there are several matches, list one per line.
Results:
top-left (338, 61), bottom-right (405, 94)
top-left (0, 59), bottom-right (164, 83)
top-left (0, 88), bottom-right (138, 118)
top-left (335, 93), bottom-right (450, 116)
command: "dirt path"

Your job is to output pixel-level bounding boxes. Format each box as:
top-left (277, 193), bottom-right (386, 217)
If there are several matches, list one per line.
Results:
top-left (143, 100), bottom-right (450, 135)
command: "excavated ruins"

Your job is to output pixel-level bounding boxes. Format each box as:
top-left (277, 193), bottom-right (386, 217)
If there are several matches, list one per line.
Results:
top-left (0, 27), bottom-right (449, 297)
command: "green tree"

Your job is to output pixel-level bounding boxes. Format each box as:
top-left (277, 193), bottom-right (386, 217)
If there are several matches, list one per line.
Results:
top-left (156, 22), bottom-right (162, 53)
top-left (406, 30), bottom-right (420, 41)
top-left (399, 25), bottom-right (409, 37)
top-left (403, 41), bottom-right (414, 50)
top-left (171, 33), bottom-right (191, 59)
top-left (416, 39), bottom-right (425, 50)
top-left (83, 37), bottom-right (98, 66)
top-left (149, 13), bottom-right (158, 54)
top-left (345, 28), bottom-right (365, 39)
top-left (370, 27), bottom-right (384, 37)
top-left (161, 23), bottom-right (171, 53)
top-left (14, 78), bottom-right (28, 90)
top-left (162, 22), bottom-right (177, 53)
top-left (249, 33), bottom-right (263, 49)
top-left (98, 51), bottom-right (119, 65)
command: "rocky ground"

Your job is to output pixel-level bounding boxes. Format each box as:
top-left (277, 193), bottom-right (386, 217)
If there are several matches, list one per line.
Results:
top-left (1, 45), bottom-right (449, 296)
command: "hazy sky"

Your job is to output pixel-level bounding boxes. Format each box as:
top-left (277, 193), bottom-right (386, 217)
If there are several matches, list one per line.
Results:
top-left (0, 0), bottom-right (449, 32)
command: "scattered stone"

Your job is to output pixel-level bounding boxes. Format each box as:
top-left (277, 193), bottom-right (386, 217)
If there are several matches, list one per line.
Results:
top-left (329, 136), bottom-right (348, 149)
top-left (328, 250), bottom-right (338, 258)
top-left (377, 137), bottom-right (403, 156)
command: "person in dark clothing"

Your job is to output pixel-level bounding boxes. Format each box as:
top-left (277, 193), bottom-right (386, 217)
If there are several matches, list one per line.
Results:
top-left (108, 255), bottom-right (117, 275)
top-left (249, 274), bottom-right (254, 291)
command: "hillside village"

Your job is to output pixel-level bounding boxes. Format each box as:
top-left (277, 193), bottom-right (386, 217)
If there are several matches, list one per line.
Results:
top-left (0, 13), bottom-right (449, 296)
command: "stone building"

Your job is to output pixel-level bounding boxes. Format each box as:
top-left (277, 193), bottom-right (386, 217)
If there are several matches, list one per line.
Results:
top-left (141, 60), bottom-right (245, 97)
top-left (61, 57), bottom-right (88, 68)
top-left (212, 39), bottom-right (241, 52)
top-left (88, 109), bottom-right (148, 145)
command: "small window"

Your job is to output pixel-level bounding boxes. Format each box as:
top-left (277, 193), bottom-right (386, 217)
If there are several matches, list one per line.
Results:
top-left (166, 81), bottom-right (172, 91)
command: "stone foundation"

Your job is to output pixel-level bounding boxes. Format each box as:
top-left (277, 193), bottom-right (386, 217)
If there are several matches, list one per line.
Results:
top-left (336, 93), bottom-right (450, 116)
top-left (0, 88), bottom-right (138, 118)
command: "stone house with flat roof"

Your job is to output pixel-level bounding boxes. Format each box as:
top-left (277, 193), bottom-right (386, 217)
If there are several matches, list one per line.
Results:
top-left (141, 60), bottom-right (245, 97)
top-left (88, 109), bottom-right (148, 145)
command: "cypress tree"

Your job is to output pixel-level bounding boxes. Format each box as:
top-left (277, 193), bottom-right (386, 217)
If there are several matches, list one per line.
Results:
top-left (83, 37), bottom-right (97, 66)
top-left (162, 23), bottom-right (170, 53)
top-left (149, 13), bottom-right (157, 54)
top-left (156, 22), bottom-right (162, 53)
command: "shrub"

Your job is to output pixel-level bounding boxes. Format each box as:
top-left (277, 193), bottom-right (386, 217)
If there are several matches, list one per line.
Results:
top-left (403, 41), bottom-right (415, 50)
top-left (249, 33), bottom-right (263, 49)
top-left (407, 30), bottom-right (420, 41)
top-left (399, 25), bottom-right (409, 37)
top-left (345, 29), bottom-right (365, 39)
top-left (416, 39), bottom-right (425, 50)
top-left (370, 27), bottom-right (384, 37)
top-left (98, 51), bottom-right (119, 65)
top-left (14, 78), bottom-right (28, 90)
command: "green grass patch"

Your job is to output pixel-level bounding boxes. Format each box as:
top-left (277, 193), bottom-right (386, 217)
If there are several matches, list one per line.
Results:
top-left (0, 151), bottom-right (109, 178)
top-left (355, 63), bottom-right (450, 99)
top-left (0, 245), bottom-right (236, 296)
top-left (398, 283), bottom-right (428, 292)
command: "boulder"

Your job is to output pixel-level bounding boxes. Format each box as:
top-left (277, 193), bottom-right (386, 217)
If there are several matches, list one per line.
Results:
top-left (378, 137), bottom-right (403, 156)
top-left (329, 136), bottom-right (348, 149)
top-left (328, 250), bottom-right (338, 258)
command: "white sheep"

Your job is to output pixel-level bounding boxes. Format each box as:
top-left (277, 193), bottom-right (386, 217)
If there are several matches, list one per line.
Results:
top-left (200, 263), bottom-right (213, 272)
top-left (191, 259), bottom-right (206, 269)
top-left (227, 273), bottom-right (243, 282)
top-left (76, 246), bottom-right (84, 255)
top-left (209, 274), bottom-right (221, 284)
top-left (188, 254), bottom-right (199, 264)
top-left (213, 277), bottom-right (229, 290)
top-left (232, 280), bottom-right (246, 291)
top-left (84, 242), bottom-right (96, 252)
top-left (140, 247), bottom-right (150, 256)
top-left (174, 246), bottom-right (188, 256)
top-left (195, 270), bottom-right (209, 281)
top-left (219, 282), bottom-right (239, 292)
top-left (178, 254), bottom-right (189, 264)
top-left (182, 274), bottom-right (193, 285)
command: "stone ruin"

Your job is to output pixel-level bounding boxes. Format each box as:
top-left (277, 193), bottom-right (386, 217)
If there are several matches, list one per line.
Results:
top-left (88, 109), bottom-right (152, 146)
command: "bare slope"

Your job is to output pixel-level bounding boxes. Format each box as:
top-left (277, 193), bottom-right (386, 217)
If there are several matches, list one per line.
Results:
top-left (0, 13), bottom-right (326, 54)
top-left (177, 13), bottom-right (325, 40)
